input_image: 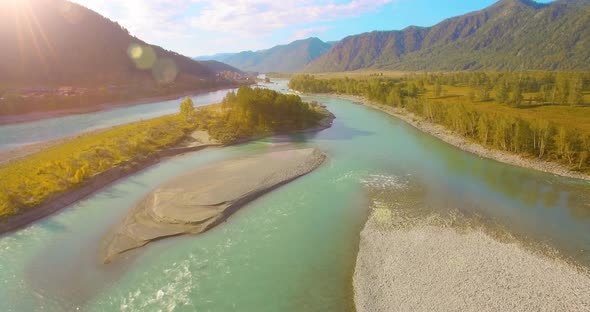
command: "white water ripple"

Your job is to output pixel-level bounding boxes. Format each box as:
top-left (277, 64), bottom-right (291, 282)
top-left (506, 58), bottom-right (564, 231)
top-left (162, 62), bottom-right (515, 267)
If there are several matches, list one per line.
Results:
top-left (119, 254), bottom-right (204, 312)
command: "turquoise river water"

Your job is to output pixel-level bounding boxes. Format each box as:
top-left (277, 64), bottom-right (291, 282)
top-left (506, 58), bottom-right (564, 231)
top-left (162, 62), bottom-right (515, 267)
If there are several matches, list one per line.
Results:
top-left (0, 81), bottom-right (589, 311)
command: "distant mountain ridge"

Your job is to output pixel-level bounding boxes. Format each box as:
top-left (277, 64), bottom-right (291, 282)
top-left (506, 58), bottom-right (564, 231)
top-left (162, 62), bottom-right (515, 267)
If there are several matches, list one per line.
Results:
top-left (196, 38), bottom-right (335, 73)
top-left (199, 61), bottom-right (243, 74)
top-left (304, 0), bottom-right (590, 72)
top-left (0, 0), bottom-right (220, 85)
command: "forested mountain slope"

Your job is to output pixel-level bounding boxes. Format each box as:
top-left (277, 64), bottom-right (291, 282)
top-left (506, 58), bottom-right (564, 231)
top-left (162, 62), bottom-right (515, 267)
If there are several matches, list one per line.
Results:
top-left (305, 0), bottom-right (590, 72)
top-left (196, 38), bottom-right (334, 73)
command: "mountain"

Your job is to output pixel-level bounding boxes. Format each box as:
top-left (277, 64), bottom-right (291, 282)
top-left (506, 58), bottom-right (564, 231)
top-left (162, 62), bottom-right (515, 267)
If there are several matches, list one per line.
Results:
top-left (201, 60), bottom-right (243, 74)
top-left (194, 53), bottom-right (236, 62)
top-left (196, 37), bottom-right (335, 73)
top-left (0, 0), bottom-right (216, 86)
top-left (305, 0), bottom-right (590, 72)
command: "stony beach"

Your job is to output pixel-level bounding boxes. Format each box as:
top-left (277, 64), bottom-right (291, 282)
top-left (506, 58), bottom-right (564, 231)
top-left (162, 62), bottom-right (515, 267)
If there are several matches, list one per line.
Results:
top-left (354, 211), bottom-right (590, 312)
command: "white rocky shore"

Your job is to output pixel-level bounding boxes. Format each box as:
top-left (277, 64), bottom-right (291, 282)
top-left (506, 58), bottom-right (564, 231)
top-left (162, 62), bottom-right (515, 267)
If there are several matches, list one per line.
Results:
top-left (354, 210), bottom-right (590, 311)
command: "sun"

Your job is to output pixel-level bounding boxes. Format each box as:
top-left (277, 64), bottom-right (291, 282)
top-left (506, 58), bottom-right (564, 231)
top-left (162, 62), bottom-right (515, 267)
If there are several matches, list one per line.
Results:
top-left (2, 0), bottom-right (32, 13)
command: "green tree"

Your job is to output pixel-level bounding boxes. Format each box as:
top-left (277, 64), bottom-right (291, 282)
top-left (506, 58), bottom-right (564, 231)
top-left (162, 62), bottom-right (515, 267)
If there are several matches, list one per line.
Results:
top-left (510, 84), bottom-right (523, 107)
top-left (569, 78), bottom-right (584, 106)
top-left (496, 83), bottom-right (509, 104)
top-left (556, 76), bottom-right (570, 105)
top-left (180, 97), bottom-right (195, 120)
top-left (434, 81), bottom-right (443, 97)
top-left (479, 84), bottom-right (491, 101)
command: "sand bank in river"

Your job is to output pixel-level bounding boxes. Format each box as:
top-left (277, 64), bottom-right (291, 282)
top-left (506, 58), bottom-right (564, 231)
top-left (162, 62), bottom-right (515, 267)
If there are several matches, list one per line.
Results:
top-left (101, 148), bottom-right (326, 263)
top-left (354, 211), bottom-right (590, 312)
top-left (323, 93), bottom-right (590, 181)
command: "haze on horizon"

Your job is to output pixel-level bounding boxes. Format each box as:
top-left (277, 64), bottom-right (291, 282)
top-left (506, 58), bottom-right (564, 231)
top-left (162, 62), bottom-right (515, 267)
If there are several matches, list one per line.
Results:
top-left (70, 0), bottom-right (554, 57)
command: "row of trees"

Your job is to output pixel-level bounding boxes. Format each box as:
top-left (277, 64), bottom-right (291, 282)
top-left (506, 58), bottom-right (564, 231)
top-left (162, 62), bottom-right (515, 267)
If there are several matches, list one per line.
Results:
top-left (421, 72), bottom-right (587, 106)
top-left (290, 72), bottom-right (588, 107)
top-left (289, 74), bottom-right (590, 172)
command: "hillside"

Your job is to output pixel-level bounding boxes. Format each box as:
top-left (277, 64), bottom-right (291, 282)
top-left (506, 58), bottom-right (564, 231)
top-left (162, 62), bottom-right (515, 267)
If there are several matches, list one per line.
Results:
top-left (305, 0), bottom-right (590, 72)
top-left (196, 37), bottom-right (334, 73)
top-left (0, 0), bottom-right (216, 86)
top-left (201, 61), bottom-right (243, 74)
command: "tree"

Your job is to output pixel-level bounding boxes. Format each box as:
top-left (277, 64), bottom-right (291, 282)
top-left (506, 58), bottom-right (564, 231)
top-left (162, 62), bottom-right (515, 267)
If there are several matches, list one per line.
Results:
top-left (496, 83), bottom-right (509, 104)
top-left (479, 84), bottom-right (492, 101)
top-left (556, 76), bottom-right (570, 105)
top-left (434, 81), bottom-right (443, 97)
top-left (569, 78), bottom-right (584, 106)
top-left (510, 84), bottom-right (523, 107)
top-left (477, 115), bottom-right (490, 145)
top-left (386, 85), bottom-right (403, 107)
top-left (180, 97), bottom-right (195, 120)
top-left (531, 119), bottom-right (552, 158)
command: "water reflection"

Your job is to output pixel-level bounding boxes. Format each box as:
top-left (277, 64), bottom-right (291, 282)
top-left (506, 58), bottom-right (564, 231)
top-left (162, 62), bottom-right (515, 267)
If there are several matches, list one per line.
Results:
top-left (393, 124), bottom-right (590, 265)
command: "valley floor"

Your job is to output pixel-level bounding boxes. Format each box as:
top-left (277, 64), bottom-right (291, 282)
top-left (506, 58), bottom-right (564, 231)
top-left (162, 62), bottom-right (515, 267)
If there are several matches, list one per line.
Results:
top-left (327, 93), bottom-right (590, 181)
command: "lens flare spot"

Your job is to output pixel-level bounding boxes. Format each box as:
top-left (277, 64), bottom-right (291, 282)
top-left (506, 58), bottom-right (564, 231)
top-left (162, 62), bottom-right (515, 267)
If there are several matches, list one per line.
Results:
top-left (128, 44), bottom-right (156, 70)
top-left (152, 58), bottom-right (178, 84)
top-left (128, 44), bottom-right (143, 59)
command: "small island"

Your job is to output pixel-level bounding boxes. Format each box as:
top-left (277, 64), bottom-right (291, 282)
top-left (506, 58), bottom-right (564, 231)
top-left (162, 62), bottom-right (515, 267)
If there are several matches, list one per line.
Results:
top-left (101, 148), bottom-right (326, 263)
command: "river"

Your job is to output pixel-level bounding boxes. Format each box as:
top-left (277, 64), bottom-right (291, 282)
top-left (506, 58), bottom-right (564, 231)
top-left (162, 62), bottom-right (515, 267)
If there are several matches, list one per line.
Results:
top-left (0, 80), bottom-right (589, 311)
top-left (0, 88), bottom-right (235, 151)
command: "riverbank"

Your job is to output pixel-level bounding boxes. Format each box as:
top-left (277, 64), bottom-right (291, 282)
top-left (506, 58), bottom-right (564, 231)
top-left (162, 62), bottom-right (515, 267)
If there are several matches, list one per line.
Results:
top-left (354, 208), bottom-right (590, 311)
top-left (0, 84), bottom-right (241, 126)
top-left (320, 93), bottom-right (590, 181)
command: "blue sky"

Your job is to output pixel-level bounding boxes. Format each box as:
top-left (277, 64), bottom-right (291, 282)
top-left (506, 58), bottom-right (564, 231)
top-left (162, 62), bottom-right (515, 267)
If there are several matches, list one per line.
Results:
top-left (71, 0), bottom-right (554, 57)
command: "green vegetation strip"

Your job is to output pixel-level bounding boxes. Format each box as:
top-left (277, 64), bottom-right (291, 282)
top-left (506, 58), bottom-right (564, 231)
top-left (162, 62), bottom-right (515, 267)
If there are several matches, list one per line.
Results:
top-left (0, 114), bottom-right (195, 217)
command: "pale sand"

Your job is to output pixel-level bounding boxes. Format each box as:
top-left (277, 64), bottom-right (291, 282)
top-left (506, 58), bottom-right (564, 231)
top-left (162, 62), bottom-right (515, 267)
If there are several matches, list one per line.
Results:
top-left (354, 213), bottom-right (590, 312)
top-left (101, 148), bottom-right (326, 263)
top-left (323, 93), bottom-right (590, 181)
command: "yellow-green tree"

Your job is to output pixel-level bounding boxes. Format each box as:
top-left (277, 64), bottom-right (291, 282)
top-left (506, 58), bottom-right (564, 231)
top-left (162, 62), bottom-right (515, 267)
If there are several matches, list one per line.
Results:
top-left (180, 97), bottom-right (195, 120)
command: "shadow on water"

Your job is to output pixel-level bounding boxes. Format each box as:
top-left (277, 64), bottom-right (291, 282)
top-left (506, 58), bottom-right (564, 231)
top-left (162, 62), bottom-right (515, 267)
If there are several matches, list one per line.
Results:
top-left (363, 171), bottom-right (589, 268)
top-left (37, 218), bottom-right (69, 233)
top-left (315, 123), bottom-right (374, 141)
top-left (399, 123), bottom-right (590, 266)
top-left (24, 213), bottom-right (143, 310)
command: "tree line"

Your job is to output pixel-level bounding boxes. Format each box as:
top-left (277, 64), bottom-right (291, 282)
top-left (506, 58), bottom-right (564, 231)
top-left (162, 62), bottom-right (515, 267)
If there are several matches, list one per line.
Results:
top-left (194, 86), bottom-right (325, 143)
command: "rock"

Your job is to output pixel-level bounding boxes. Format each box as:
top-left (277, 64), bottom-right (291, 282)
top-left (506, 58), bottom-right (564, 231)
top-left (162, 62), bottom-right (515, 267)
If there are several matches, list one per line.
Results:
top-left (101, 148), bottom-right (326, 263)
